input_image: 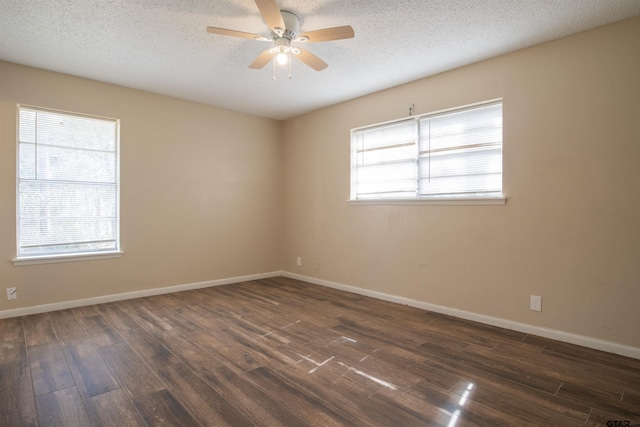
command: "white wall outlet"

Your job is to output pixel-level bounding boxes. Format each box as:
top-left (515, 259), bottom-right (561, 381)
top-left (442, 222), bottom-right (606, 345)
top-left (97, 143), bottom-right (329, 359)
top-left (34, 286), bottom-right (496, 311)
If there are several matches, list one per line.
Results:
top-left (6, 287), bottom-right (17, 301)
top-left (314, 260), bottom-right (321, 270)
top-left (530, 295), bottom-right (542, 312)
top-left (296, 257), bottom-right (302, 267)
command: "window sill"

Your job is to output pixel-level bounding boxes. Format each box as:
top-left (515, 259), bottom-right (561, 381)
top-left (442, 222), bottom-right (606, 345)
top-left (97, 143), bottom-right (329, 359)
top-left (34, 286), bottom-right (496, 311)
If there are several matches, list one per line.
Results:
top-left (13, 251), bottom-right (123, 266)
top-left (348, 196), bottom-right (506, 206)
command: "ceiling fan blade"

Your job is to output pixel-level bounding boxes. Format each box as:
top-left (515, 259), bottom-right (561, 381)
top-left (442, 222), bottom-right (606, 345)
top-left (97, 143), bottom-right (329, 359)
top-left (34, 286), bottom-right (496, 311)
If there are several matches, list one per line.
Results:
top-left (255, 0), bottom-right (285, 33)
top-left (295, 48), bottom-right (328, 71)
top-left (297, 26), bottom-right (355, 43)
top-left (207, 27), bottom-right (269, 41)
top-left (249, 50), bottom-right (274, 69)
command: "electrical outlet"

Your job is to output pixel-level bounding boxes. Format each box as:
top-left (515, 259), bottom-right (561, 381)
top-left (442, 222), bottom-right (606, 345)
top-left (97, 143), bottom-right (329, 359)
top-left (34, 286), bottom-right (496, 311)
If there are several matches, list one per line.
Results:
top-left (530, 295), bottom-right (542, 312)
top-left (314, 260), bottom-right (321, 270)
top-left (296, 257), bottom-right (302, 267)
top-left (6, 287), bottom-right (17, 301)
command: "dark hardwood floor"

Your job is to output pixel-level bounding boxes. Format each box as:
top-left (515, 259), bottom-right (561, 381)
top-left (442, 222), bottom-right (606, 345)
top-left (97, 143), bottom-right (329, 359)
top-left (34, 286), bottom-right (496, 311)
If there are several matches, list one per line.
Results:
top-left (1, 276), bottom-right (639, 426)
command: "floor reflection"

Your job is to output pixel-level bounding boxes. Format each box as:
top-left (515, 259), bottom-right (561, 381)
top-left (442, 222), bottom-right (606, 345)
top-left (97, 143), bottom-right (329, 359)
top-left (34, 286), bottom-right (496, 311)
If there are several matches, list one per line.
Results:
top-left (337, 361), bottom-right (398, 390)
top-left (301, 354), bottom-right (335, 373)
top-left (448, 382), bottom-right (475, 427)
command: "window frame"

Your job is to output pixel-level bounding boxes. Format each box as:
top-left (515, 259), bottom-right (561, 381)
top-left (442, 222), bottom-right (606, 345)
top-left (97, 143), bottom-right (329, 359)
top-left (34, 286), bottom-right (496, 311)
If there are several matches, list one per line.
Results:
top-left (349, 99), bottom-right (506, 206)
top-left (13, 104), bottom-right (122, 266)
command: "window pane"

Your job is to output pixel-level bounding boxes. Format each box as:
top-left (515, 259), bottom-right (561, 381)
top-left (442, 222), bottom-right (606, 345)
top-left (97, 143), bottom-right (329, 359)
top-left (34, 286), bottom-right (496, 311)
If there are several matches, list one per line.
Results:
top-left (17, 106), bottom-right (119, 257)
top-left (19, 181), bottom-right (116, 219)
top-left (357, 120), bottom-right (415, 151)
top-left (424, 103), bottom-right (503, 152)
top-left (35, 110), bottom-right (116, 151)
top-left (353, 119), bottom-right (416, 199)
top-left (19, 109), bottom-right (36, 143)
top-left (358, 144), bottom-right (416, 165)
top-left (419, 174), bottom-right (502, 196)
top-left (19, 143), bottom-right (36, 179)
top-left (35, 144), bottom-right (116, 183)
top-left (19, 217), bottom-right (117, 248)
top-left (351, 101), bottom-right (502, 200)
top-left (356, 160), bottom-right (417, 197)
top-left (419, 148), bottom-right (502, 181)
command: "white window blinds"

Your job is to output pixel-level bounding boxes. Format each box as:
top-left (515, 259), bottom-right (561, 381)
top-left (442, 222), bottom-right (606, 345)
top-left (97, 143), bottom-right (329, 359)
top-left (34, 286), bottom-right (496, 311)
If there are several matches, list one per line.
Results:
top-left (351, 101), bottom-right (502, 201)
top-left (17, 106), bottom-right (120, 257)
top-left (352, 119), bottom-right (417, 199)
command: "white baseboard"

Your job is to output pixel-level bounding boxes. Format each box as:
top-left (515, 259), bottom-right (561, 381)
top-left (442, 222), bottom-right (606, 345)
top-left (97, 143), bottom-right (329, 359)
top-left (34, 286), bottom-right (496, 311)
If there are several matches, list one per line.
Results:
top-left (282, 271), bottom-right (640, 360)
top-left (0, 271), bottom-right (282, 320)
top-left (3, 270), bottom-right (638, 360)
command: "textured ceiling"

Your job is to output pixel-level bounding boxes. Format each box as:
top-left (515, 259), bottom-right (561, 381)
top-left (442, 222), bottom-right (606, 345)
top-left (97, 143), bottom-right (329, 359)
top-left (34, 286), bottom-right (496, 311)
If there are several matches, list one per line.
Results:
top-left (1, 1), bottom-right (639, 120)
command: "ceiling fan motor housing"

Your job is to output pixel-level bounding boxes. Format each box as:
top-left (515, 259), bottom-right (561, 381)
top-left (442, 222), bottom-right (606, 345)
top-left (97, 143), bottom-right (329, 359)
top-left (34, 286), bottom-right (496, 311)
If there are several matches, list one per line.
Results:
top-left (275, 10), bottom-right (300, 40)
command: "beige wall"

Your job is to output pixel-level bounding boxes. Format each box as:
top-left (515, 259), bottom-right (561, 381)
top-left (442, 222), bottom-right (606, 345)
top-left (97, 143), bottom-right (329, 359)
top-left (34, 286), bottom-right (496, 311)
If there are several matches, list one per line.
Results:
top-left (0, 61), bottom-right (283, 311)
top-left (282, 17), bottom-right (640, 348)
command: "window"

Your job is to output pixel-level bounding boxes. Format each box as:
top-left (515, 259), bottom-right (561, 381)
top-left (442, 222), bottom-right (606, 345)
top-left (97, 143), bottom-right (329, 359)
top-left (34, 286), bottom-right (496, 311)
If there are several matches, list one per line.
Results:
top-left (16, 105), bottom-right (120, 262)
top-left (350, 100), bottom-right (504, 204)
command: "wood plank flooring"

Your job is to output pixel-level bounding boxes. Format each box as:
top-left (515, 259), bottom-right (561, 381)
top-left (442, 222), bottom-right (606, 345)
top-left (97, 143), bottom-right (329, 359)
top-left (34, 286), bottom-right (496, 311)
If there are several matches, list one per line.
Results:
top-left (1, 276), bottom-right (639, 426)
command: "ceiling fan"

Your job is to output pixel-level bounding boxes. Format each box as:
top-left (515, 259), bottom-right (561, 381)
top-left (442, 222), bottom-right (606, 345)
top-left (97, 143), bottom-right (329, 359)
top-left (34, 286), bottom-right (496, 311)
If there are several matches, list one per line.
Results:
top-left (206, 0), bottom-right (354, 72)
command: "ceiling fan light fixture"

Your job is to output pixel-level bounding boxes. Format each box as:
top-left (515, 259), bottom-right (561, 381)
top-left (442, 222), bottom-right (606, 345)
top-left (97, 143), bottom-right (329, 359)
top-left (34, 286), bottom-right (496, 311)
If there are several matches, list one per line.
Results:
top-left (273, 37), bottom-right (292, 65)
top-left (276, 50), bottom-right (289, 65)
